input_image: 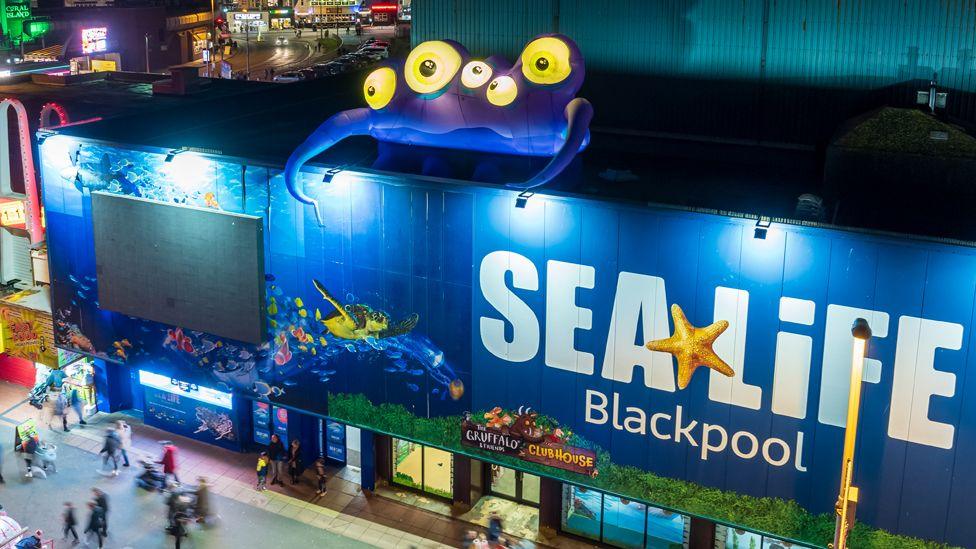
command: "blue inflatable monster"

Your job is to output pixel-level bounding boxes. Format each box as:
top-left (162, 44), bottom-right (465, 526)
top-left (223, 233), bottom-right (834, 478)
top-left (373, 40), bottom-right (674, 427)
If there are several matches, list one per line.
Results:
top-left (284, 34), bottom-right (594, 225)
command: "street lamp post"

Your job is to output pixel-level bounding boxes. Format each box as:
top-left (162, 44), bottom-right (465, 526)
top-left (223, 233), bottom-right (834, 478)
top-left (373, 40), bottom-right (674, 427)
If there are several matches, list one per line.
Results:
top-left (831, 317), bottom-right (872, 549)
top-left (209, 0), bottom-right (215, 77)
top-left (244, 22), bottom-right (250, 78)
top-left (144, 33), bottom-right (150, 73)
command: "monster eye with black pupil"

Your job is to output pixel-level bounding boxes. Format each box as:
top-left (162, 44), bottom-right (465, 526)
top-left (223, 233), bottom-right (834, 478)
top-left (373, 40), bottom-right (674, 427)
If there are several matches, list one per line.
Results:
top-left (521, 36), bottom-right (572, 85)
top-left (486, 76), bottom-right (517, 106)
top-left (363, 67), bottom-right (395, 110)
top-left (405, 40), bottom-right (462, 94)
top-left (461, 61), bottom-right (493, 88)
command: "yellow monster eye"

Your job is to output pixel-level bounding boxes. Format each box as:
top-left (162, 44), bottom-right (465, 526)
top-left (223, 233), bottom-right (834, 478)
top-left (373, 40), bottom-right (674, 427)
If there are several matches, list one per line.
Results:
top-left (486, 76), bottom-right (518, 106)
top-left (405, 41), bottom-right (462, 94)
top-left (363, 67), bottom-right (396, 110)
top-left (520, 36), bottom-right (572, 85)
top-left (460, 61), bottom-right (492, 88)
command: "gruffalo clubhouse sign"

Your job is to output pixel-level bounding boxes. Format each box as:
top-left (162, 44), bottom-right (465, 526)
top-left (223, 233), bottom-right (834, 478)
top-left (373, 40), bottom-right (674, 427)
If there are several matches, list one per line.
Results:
top-left (461, 407), bottom-right (597, 476)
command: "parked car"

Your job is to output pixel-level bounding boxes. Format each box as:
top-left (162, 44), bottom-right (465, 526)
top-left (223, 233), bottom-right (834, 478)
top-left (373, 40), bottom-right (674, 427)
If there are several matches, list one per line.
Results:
top-left (272, 71), bottom-right (303, 83)
top-left (339, 55), bottom-right (367, 69)
top-left (298, 68), bottom-right (318, 80)
top-left (275, 36), bottom-right (289, 46)
top-left (322, 61), bottom-right (350, 75)
top-left (311, 63), bottom-right (335, 77)
top-left (359, 47), bottom-right (389, 59)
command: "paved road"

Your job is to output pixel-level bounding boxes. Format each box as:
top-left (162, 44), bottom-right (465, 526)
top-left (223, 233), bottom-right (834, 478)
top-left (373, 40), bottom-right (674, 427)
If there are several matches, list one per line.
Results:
top-left (0, 422), bottom-right (370, 548)
top-left (220, 27), bottom-right (391, 80)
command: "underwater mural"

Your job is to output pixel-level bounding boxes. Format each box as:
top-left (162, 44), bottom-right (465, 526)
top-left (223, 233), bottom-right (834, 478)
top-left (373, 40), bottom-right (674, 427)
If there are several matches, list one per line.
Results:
top-left (41, 135), bottom-right (471, 421)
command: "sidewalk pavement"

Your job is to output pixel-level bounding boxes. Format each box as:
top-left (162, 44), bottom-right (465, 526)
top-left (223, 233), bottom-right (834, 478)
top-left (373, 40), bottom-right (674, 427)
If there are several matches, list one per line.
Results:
top-left (0, 381), bottom-right (584, 549)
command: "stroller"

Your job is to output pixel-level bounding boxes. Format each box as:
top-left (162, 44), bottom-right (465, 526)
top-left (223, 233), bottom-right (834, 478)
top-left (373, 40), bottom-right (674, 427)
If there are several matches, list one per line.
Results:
top-left (27, 369), bottom-right (65, 410)
top-left (136, 459), bottom-right (166, 492)
top-left (26, 384), bottom-right (48, 410)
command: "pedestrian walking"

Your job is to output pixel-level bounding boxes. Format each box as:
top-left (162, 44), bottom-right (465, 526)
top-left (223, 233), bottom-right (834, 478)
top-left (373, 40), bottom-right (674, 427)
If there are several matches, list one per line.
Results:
top-left (92, 488), bottom-right (109, 538)
top-left (194, 476), bottom-right (211, 524)
top-left (0, 440), bottom-right (6, 484)
top-left (158, 441), bottom-right (180, 484)
top-left (99, 427), bottom-right (120, 475)
top-left (288, 438), bottom-right (304, 485)
top-left (21, 433), bottom-right (38, 478)
top-left (267, 434), bottom-right (285, 486)
top-left (84, 501), bottom-right (104, 548)
top-left (488, 512), bottom-right (503, 542)
top-left (255, 452), bottom-right (269, 491)
top-left (115, 420), bottom-right (131, 467)
top-left (54, 391), bottom-right (70, 432)
top-left (169, 511), bottom-right (189, 549)
top-left (314, 455), bottom-right (327, 495)
top-left (62, 502), bottom-right (79, 544)
top-left (69, 387), bottom-right (86, 425)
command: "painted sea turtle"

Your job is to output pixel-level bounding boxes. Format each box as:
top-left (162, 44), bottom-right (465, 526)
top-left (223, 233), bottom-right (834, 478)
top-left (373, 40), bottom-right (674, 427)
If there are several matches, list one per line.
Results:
top-left (313, 279), bottom-right (419, 340)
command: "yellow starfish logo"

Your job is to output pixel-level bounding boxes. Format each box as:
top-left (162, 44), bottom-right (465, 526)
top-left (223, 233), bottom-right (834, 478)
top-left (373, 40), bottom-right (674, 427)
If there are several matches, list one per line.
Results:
top-left (645, 304), bottom-right (735, 390)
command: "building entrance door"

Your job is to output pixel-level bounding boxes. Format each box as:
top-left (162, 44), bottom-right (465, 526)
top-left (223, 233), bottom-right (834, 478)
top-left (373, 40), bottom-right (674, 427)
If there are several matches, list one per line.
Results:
top-left (489, 465), bottom-right (540, 506)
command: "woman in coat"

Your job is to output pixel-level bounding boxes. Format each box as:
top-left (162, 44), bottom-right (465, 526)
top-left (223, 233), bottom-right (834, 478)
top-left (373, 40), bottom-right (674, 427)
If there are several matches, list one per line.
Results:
top-left (287, 439), bottom-right (303, 485)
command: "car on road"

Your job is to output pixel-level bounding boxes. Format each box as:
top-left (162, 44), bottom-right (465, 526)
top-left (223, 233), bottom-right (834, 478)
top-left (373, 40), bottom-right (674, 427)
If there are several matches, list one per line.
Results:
top-left (272, 71), bottom-right (303, 83)
top-left (275, 36), bottom-right (289, 46)
top-left (298, 68), bottom-right (318, 80)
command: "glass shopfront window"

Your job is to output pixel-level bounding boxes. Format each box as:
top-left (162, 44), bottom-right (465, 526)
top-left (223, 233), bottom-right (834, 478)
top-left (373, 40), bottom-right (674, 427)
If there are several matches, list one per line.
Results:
top-left (646, 507), bottom-right (686, 549)
top-left (422, 446), bottom-right (453, 498)
top-left (562, 484), bottom-right (603, 541)
top-left (490, 465), bottom-right (541, 505)
top-left (561, 485), bottom-right (689, 548)
top-left (603, 495), bottom-right (646, 548)
top-left (717, 525), bottom-right (800, 549)
top-left (391, 438), bottom-right (453, 498)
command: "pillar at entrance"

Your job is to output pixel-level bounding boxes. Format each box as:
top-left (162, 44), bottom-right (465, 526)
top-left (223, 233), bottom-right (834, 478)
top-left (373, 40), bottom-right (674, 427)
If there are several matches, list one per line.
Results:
top-left (537, 476), bottom-right (562, 539)
top-left (452, 454), bottom-right (471, 510)
top-left (360, 429), bottom-right (376, 494)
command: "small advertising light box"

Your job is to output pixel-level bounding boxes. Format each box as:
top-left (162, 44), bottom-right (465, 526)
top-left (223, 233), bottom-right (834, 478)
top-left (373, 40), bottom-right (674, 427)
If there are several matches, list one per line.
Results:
top-left (139, 370), bottom-right (241, 451)
top-left (14, 418), bottom-right (37, 452)
top-left (81, 27), bottom-right (108, 54)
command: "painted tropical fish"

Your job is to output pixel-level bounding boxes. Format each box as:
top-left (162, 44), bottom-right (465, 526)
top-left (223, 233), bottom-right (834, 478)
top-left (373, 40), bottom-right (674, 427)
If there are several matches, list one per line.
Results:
top-left (164, 327), bottom-right (195, 354)
top-left (112, 339), bottom-right (132, 360)
top-left (274, 338), bottom-right (292, 366)
top-left (312, 279), bottom-right (418, 340)
top-left (284, 34), bottom-right (593, 225)
top-left (203, 192), bottom-right (220, 209)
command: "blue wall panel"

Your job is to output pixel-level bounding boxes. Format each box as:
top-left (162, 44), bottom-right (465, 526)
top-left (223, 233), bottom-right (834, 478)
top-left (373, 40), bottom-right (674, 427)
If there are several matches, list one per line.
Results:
top-left (37, 134), bottom-right (976, 544)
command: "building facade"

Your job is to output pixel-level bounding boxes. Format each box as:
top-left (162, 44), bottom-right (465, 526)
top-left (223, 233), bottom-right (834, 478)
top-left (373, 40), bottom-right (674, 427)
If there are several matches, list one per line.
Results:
top-left (34, 114), bottom-right (976, 547)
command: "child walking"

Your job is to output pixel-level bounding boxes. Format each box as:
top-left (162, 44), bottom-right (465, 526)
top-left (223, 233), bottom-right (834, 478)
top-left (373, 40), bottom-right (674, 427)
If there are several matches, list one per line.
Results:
top-left (314, 456), bottom-right (328, 496)
top-left (255, 452), bottom-right (269, 491)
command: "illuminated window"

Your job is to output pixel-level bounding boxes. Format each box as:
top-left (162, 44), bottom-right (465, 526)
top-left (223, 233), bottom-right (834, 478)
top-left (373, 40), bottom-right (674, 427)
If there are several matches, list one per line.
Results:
top-left (561, 485), bottom-right (689, 548)
top-left (391, 438), bottom-right (453, 499)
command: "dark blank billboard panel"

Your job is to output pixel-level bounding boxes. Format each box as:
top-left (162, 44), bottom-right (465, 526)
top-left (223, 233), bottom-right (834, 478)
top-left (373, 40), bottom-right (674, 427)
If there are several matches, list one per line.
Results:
top-left (91, 191), bottom-right (265, 344)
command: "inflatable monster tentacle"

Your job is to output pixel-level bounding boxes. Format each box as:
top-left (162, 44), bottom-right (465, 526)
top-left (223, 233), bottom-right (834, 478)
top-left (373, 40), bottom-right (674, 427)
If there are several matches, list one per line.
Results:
top-left (284, 108), bottom-right (372, 225)
top-left (507, 97), bottom-right (593, 191)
